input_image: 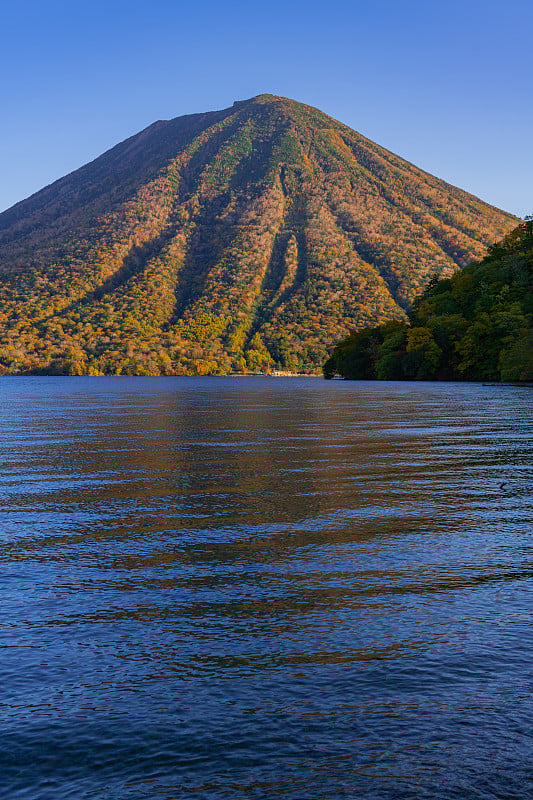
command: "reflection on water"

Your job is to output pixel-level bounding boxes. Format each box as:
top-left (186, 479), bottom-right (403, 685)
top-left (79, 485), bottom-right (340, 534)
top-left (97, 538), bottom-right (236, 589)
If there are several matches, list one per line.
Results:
top-left (0, 377), bottom-right (532, 799)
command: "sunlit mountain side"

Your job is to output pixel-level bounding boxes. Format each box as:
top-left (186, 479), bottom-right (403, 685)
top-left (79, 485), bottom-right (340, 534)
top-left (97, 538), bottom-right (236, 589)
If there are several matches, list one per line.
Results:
top-left (0, 95), bottom-right (517, 375)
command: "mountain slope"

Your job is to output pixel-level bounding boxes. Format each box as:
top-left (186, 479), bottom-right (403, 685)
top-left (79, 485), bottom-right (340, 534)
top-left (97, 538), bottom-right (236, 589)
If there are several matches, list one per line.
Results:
top-left (0, 94), bottom-right (518, 374)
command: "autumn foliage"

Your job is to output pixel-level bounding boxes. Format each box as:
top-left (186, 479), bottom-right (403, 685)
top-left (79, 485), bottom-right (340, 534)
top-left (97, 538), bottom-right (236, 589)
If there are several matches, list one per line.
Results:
top-left (0, 95), bottom-right (517, 375)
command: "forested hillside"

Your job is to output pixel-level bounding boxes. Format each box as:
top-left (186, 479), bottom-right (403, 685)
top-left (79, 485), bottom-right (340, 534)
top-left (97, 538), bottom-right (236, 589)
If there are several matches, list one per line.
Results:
top-left (324, 219), bottom-right (533, 382)
top-left (0, 95), bottom-right (517, 375)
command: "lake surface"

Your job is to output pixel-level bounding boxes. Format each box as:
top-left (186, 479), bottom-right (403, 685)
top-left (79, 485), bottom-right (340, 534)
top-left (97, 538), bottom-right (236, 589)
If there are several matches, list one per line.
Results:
top-left (1, 377), bottom-right (532, 799)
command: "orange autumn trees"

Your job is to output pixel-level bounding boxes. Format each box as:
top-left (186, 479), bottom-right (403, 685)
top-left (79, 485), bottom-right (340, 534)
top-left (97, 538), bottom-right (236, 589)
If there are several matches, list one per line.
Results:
top-left (0, 95), bottom-right (517, 375)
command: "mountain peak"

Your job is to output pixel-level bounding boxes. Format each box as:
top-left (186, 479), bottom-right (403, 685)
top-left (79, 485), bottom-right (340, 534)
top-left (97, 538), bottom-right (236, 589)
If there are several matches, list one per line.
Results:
top-left (233, 93), bottom-right (283, 105)
top-left (0, 97), bottom-right (518, 375)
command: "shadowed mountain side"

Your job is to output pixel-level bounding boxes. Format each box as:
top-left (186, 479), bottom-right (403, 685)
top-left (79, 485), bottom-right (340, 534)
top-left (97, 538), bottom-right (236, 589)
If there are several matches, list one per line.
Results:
top-left (0, 94), bottom-right (518, 375)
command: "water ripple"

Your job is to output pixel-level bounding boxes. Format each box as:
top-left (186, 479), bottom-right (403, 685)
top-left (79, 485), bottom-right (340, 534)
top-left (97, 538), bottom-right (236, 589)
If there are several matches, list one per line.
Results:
top-left (0, 377), bottom-right (532, 799)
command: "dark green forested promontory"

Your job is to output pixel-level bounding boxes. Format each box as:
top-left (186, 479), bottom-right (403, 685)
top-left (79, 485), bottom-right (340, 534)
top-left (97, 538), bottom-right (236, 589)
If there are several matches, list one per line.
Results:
top-left (0, 94), bottom-right (518, 375)
top-left (324, 219), bottom-right (533, 382)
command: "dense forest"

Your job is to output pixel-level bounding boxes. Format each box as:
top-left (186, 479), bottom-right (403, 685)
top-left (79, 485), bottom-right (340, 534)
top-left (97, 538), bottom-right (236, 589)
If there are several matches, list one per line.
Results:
top-left (324, 219), bottom-right (533, 382)
top-left (0, 95), bottom-right (517, 375)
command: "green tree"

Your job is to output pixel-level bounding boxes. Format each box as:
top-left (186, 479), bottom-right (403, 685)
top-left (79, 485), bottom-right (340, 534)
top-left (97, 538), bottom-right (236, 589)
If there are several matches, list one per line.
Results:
top-left (403, 327), bottom-right (442, 379)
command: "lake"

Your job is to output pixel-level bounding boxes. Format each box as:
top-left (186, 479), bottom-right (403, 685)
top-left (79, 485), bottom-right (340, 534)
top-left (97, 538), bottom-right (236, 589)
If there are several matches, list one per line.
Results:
top-left (1, 377), bottom-right (532, 799)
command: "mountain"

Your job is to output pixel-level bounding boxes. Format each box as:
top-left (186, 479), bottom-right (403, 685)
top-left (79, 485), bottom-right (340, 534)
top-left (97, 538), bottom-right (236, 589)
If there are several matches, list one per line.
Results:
top-left (0, 94), bottom-right (518, 375)
top-left (324, 220), bottom-right (533, 382)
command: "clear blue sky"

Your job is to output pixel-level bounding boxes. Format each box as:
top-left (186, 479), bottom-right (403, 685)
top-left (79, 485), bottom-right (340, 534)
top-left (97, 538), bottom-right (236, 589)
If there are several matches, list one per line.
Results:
top-left (1, 0), bottom-right (531, 217)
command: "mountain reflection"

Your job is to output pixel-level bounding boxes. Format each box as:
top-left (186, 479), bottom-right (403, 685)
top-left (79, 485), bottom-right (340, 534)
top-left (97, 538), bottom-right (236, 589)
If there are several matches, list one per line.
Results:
top-left (0, 378), bottom-right (532, 800)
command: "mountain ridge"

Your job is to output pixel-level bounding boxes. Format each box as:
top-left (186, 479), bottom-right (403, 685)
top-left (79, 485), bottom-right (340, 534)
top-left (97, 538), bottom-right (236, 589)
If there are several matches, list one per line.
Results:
top-left (0, 95), bottom-right (518, 375)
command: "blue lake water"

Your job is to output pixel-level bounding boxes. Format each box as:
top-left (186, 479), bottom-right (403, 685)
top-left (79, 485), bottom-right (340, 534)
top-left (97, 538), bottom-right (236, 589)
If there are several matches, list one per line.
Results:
top-left (0, 376), bottom-right (532, 799)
